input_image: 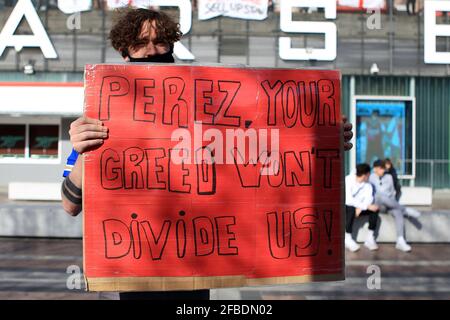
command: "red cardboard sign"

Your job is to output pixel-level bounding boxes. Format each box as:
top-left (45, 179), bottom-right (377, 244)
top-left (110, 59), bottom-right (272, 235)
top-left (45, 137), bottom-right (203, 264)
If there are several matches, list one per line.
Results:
top-left (83, 64), bottom-right (344, 291)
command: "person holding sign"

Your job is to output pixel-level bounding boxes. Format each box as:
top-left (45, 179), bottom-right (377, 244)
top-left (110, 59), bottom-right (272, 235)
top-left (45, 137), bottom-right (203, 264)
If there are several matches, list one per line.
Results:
top-left (62, 8), bottom-right (181, 208)
top-left (61, 7), bottom-right (354, 299)
top-left (62, 8), bottom-right (210, 301)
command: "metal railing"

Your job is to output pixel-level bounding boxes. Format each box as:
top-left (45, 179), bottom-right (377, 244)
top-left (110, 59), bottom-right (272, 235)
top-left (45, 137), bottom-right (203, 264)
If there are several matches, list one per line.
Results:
top-left (400, 159), bottom-right (450, 190)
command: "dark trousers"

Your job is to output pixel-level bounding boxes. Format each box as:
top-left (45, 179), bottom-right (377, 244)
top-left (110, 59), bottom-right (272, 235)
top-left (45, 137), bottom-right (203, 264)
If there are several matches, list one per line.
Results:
top-left (119, 289), bottom-right (210, 300)
top-left (345, 205), bottom-right (378, 233)
top-left (407, 0), bottom-right (416, 15)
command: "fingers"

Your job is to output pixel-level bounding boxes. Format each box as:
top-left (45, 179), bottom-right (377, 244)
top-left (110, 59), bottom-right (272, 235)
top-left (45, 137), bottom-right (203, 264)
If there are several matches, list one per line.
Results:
top-left (70, 116), bottom-right (102, 129)
top-left (342, 114), bottom-right (354, 151)
top-left (71, 123), bottom-right (107, 135)
top-left (72, 130), bottom-right (108, 142)
top-left (342, 114), bottom-right (352, 130)
top-left (344, 121), bottom-right (352, 131)
top-left (344, 142), bottom-right (353, 151)
top-left (74, 139), bottom-right (104, 152)
top-left (69, 116), bottom-right (85, 129)
top-left (69, 116), bottom-right (108, 154)
top-left (344, 130), bottom-right (353, 141)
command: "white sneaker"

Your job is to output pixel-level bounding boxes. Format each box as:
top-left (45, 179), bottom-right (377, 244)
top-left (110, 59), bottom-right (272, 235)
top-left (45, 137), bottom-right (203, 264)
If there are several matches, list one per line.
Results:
top-left (395, 237), bottom-right (412, 252)
top-left (345, 236), bottom-right (361, 252)
top-left (405, 207), bottom-right (421, 219)
top-left (364, 234), bottom-right (379, 251)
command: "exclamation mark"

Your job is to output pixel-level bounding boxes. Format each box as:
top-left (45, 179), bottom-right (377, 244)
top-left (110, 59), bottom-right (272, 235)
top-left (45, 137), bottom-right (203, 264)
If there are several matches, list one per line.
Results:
top-left (323, 210), bottom-right (333, 255)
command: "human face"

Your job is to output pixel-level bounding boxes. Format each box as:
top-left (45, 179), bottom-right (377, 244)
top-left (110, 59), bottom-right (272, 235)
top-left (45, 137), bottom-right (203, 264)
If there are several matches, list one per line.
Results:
top-left (124, 20), bottom-right (170, 61)
top-left (364, 172), bottom-right (370, 182)
top-left (374, 166), bottom-right (385, 177)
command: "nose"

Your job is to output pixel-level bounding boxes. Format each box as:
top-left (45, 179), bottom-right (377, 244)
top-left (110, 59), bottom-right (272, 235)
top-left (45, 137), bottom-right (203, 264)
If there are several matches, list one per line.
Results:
top-left (144, 43), bottom-right (158, 56)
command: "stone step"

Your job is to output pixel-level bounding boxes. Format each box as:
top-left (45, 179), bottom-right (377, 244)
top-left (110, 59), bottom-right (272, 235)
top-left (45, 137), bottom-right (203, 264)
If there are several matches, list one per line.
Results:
top-left (0, 201), bottom-right (82, 238)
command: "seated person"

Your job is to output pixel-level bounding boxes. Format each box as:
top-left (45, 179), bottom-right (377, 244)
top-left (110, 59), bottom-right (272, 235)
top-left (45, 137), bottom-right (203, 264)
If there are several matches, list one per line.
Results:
top-left (345, 163), bottom-right (380, 252)
top-left (384, 158), bottom-right (401, 201)
top-left (370, 159), bottom-right (421, 252)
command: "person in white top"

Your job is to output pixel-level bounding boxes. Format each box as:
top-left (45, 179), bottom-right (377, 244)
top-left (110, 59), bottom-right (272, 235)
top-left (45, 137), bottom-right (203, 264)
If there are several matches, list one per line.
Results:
top-left (345, 163), bottom-right (380, 252)
top-left (369, 159), bottom-right (421, 252)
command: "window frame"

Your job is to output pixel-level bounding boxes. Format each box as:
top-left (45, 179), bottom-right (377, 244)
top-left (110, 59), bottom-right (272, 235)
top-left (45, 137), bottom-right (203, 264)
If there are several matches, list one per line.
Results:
top-left (0, 117), bottom-right (62, 165)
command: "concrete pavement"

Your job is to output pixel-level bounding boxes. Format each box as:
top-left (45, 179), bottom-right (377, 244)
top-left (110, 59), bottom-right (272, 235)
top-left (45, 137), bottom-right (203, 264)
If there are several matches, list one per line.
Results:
top-left (0, 238), bottom-right (449, 300)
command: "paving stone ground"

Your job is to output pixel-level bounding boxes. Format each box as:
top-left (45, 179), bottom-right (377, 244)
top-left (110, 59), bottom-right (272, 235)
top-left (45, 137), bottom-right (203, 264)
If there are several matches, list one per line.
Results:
top-left (0, 238), bottom-right (449, 300)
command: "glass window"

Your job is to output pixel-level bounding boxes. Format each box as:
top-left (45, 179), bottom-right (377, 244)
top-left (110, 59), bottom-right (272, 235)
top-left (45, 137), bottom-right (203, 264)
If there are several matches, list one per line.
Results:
top-left (0, 124), bottom-right (26, 158)
top-left (29, 125), bottom-right (59, 159)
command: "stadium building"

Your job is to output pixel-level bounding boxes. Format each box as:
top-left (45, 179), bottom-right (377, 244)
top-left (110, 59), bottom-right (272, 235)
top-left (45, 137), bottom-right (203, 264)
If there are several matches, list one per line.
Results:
top-left (0, 0), bottom-right (449, 237)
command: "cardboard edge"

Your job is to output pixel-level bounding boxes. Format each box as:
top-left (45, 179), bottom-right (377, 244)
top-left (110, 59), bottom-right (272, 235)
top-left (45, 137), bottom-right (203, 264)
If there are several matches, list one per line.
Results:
top-left (80, 63), bottom-right (341, 74)
top-left (85, 273), bottom-right (344, 292)
top-left (82, 149), bottom-right (88, 291)
top-left (338, 74), bottom-right (346, 279)
top-left (81, 66), bottom-right (346, 292)
top-left (81, 67), bottom-right (88, 291)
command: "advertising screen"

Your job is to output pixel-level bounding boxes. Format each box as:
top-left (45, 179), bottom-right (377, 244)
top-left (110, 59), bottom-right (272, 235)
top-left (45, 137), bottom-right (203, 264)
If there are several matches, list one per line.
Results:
top-left (355, 97), bottom-right (415, 177)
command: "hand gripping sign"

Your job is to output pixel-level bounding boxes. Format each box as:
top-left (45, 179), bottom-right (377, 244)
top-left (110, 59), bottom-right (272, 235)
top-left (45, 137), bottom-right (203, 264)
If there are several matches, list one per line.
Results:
top-left (82, 64), bottom-right (344, 291)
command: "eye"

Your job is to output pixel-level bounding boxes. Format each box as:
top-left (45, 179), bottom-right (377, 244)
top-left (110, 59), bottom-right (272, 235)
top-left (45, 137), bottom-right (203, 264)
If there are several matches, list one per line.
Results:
top-left (153, 40), bottom-right (169, 47)
top-left (134, 38), bottom-right (149, 48)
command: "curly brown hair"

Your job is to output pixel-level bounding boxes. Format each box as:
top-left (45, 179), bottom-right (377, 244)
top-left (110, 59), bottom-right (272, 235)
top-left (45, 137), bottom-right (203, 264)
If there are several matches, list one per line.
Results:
top-left (109, 8), bottom-right (182, 56)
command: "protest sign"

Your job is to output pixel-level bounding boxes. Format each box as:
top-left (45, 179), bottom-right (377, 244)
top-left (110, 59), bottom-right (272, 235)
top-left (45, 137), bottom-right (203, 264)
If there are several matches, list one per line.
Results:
top-left (83, 64), bottom-right (344, 291)
top-left (337, 0), bottom-right (386, 11)
top-left (198, 0), bottom-right (269, 20)
top-left (57, 0), bottom-right (92, 14)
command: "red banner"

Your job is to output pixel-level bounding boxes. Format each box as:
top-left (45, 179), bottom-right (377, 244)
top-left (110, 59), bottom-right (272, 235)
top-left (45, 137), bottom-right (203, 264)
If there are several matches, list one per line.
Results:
top-left (83, 64), bottom-right (344, 291)
top-left (337, 0), bottom-right (387, 12)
